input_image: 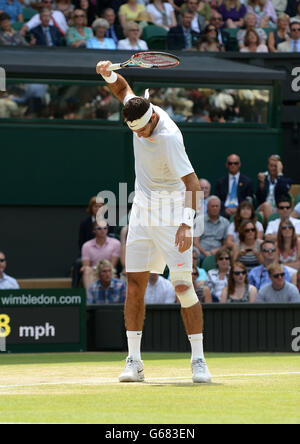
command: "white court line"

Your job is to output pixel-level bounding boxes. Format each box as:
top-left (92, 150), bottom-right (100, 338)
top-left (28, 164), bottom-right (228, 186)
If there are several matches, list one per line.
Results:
top-left (0, 371), bottom-right (300, 389)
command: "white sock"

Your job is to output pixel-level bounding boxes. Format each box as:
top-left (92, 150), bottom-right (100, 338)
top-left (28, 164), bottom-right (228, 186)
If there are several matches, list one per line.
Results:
top-left (188, 333), bottom-right (204, 362)
top-left (126, 331), bottom-right (142, 361)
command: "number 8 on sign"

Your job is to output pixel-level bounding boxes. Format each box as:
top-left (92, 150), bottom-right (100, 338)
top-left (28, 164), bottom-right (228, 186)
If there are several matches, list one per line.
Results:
top-left (0, 314), bottom-right (11, 337)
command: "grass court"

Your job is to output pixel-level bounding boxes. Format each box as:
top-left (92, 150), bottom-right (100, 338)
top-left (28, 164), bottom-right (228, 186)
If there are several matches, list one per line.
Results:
top-left (0, 352), bottom-right (299, 424)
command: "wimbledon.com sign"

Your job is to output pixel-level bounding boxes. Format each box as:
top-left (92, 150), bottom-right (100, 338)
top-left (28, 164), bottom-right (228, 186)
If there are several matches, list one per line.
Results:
top-left (0, 289), bottom-right (86, 353)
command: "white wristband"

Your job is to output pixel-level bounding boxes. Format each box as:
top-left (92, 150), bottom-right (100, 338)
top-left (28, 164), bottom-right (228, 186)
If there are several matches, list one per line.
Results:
top-left (181, 208), bottom-right (195, 228)
top-left (102, 71), bottom-right (118, 84)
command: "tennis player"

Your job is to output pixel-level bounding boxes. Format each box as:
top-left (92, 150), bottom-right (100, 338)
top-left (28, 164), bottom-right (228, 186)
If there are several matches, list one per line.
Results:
top-left (96, 61), bottom-right (211, 384)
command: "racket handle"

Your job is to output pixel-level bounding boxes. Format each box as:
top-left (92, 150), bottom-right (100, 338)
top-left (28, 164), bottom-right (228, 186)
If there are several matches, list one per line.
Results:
top-left (107, 63), bottom-right (123, 71)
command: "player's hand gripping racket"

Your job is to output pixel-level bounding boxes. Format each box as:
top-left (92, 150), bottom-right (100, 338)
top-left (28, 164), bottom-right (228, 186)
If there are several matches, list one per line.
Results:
top-left (107, 51), bottom-right (180, 71)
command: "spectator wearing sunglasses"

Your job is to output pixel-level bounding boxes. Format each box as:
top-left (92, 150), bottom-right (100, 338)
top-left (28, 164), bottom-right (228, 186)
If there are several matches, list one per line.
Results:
top-left (206, 247), bottom-right (231, 303)
top-left (256, 155), bottom-right (293, 224)
top-left (276, 219), bottom-right (300, 270)
top-left (215, 153), bottom-right (254, 219)
top-left (81, 220), bottom-right (121, 292)
top-left (278, 21), bottom-right (300, 52)
top-left (265, 196), bottom-right (300, 242)
top-left (248, 240), bottom-right (296, 290)
top-left (0, 251), bottom-right (19, 290)
top-left (208, 9), bottom-right (232, 51)
top-left (232, 220), bottom-right (263, 271)
top-left (257, 263), bottom-right (300, 303)
top-left (226, 200), bottom-right (264, 250)
top-left (66, 9), bottom-right (93, 47)
top-left (220, 262), bottom-right (257, 303)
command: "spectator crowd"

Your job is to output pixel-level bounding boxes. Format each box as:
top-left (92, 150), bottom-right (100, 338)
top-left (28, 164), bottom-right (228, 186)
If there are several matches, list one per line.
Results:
top-left (2, 153), bottom-right (300, 306)
top-left (1, 0), bottom-right (300, 52)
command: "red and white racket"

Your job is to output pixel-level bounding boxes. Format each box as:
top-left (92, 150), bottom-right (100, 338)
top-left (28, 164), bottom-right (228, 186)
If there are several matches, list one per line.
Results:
top-left (107, 51), bottom-right (180, 71)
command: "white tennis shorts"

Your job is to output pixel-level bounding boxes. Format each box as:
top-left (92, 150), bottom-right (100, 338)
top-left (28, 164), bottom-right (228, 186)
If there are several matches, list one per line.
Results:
top-left (126, 202), bottom-right (193, 274)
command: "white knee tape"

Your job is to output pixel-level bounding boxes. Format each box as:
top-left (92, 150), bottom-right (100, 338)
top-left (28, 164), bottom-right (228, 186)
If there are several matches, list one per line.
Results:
top-left (170, 271), bottom-right (199, 308)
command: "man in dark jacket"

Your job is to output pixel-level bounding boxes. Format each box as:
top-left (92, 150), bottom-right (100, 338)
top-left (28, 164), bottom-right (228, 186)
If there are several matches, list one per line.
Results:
top-left (256, 155), bottom-right (293, 223)
top-left (209, 9), bottom-right (232, 51)
top-left (167, 10), bottom-right (200, 50)
top-left (215, 153), bottom-right (254, 218)
top-left (30, 8), bottom-right (62, 46)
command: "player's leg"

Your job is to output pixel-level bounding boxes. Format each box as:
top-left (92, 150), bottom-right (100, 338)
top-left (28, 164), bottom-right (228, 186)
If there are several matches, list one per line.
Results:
top-left (119, 271), bottom-right (149, 383)
top-left (171, 277), bottom-right (211, 384)
top-left (153, 227), bottom-right (211, 383)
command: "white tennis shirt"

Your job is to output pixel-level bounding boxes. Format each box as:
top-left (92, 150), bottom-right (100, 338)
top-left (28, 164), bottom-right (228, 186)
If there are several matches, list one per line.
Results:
top-left (124, 97), bottom-right (194, 208)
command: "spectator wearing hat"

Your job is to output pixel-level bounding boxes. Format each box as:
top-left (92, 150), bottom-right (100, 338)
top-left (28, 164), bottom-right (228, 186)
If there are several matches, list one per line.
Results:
top-left (0, 0), bottom-right (23, 23)
top-left (86, 17), bottom-right (117, 48)
top-left (117, 20), bottom-right (148, 49)
top-left (0, 251), bottom-right (19, 290)
top-left (0, 12), bottom-right (28, 45)
top-left (66, 8), bottom-right (93, 47)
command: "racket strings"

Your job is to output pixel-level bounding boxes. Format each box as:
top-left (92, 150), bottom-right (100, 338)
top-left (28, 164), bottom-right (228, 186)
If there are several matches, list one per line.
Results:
top-left (134, 53), bottom-right (179, 68)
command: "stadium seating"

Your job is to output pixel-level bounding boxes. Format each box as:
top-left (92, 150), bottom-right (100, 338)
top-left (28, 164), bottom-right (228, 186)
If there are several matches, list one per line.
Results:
top-left (23, 7), bottom-right (36, 22)
top-left (267, 212), bottom-right (280, 223)
top-left (11, 21), bottom-right (23, 31)
top-left (294, 193), bottom-right (300, 206)
top-left (142, 25), bottom-right (168, 50)
top-left (201, 255), bottom-right (216, 272)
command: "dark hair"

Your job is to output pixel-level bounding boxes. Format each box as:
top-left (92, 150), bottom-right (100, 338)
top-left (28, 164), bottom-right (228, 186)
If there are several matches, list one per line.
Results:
top-left (277, 218), bottom-right (297, 252)
top-left (215, 247), bottom-right (232, 267)
top-left (276, 194), bottom-right (291, 207)
top-left (227, 261), bottom-right (248, 295)
top-left (260, 239), bottom-right (276, 252)
top-left (244, 29), bottom-right (260, 47)
top-left (234, 201), bottom-right (256, 232)
top-left (238, 219), bottom-right (257, 243)
top-left (123, 97), bottom-right (151, 122)
top-left (0, 13), bottom-right (10, 22)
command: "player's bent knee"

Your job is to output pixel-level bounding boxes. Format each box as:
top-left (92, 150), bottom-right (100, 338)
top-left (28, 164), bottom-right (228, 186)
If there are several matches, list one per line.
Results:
top-left (170, 271), bottom-right (198, 308)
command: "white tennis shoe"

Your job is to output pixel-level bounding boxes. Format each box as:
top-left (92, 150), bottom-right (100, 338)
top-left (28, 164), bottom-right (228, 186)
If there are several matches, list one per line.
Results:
top-left (119, 357), bottom-right (145, 383)
top-left (191, 358), bottom-right (211, 384)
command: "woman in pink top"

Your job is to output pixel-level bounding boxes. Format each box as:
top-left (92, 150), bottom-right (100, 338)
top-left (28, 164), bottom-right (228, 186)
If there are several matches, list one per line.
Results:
top-left (240, 28), bottom-right (268, 52)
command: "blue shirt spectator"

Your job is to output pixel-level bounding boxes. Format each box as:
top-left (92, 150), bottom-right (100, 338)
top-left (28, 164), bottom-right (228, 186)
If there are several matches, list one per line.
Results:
top-left (248, 264), bottom-right (291, 291)
top-left (87, 277), bottom-right (126, 304)
top-left (0, 272), bottom-right (19, 289)
top-left (0, 0), bottom-right (23, 23)
top-left (86, 36), bottom-right (116, 49)
top-left (86, 259), bottom-right (126, 305)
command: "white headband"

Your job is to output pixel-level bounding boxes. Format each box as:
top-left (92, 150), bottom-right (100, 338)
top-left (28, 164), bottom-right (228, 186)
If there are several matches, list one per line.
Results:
top-left (126, 104), bottom-right (153, 131)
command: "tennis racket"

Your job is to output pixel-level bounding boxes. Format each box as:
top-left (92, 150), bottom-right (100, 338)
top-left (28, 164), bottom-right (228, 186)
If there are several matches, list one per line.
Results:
top-left (107, 51), bottom-right (180, 71)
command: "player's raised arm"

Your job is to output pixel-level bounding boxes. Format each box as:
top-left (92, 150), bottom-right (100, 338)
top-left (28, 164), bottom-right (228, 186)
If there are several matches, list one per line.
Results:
top-left (96, 60), bottom-right (134, 104)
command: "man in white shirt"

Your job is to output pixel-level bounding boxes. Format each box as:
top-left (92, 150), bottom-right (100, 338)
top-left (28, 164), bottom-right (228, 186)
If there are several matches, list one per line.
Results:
top-left (20, 0), bottom-right (68, 36)
top-left (144, 273), bottom-right (176, 304)
top-left (0, 251), bottom-right (19, 290)
top-left (265, 196), bottom-right (300, 241)
top-left (96, 60), bottom-right (211, 384)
